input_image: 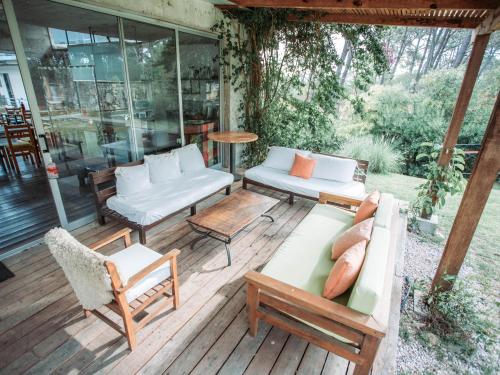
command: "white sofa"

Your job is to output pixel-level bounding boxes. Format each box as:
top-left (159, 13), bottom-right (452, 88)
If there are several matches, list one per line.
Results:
top-left (90, 144), bottom-right (234, 244)
top-left (244, 146), bottom-right (367, 203)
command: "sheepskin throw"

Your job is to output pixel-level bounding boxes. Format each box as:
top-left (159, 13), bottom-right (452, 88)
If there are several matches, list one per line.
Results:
top-left (45, 228), bottom-right (114, 310)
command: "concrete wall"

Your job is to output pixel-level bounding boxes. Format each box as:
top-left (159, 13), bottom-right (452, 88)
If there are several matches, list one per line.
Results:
top-left (76, 0), bottom-right (244, 166)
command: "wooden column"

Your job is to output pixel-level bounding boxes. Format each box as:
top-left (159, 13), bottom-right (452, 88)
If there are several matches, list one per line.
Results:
top-left (432, 92), bottom-right (500, 292)
top-left (437, 33), bottom-right (490, 166)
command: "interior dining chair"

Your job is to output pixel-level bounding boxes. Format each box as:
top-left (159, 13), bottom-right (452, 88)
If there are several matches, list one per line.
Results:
top-left (45, 227), bottom-right (180, 350)
top-left (4, 123), bottom-right (40, 174)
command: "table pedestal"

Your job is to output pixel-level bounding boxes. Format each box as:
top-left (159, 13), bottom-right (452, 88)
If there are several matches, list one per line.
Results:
top-left (229, 143), bottom-right (242, 181)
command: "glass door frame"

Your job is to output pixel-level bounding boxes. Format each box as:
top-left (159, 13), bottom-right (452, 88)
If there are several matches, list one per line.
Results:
top-left (2, 0), bottom-right (225, 232)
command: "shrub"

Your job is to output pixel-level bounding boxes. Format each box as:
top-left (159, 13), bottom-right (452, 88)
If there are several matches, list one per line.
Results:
top-left (339, 136), bottom-right (402, 174)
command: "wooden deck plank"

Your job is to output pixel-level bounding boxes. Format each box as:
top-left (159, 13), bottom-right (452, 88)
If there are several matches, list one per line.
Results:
top-left (0, 185), bottom-right (402, 375)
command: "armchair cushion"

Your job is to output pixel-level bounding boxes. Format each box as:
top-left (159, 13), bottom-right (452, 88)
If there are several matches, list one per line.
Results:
top-left (115, 164), bottom-right (152, 198)
top-left (175, 144), bottom-right (206, 172)
top-left (109, 243), bottom-right (171, 303)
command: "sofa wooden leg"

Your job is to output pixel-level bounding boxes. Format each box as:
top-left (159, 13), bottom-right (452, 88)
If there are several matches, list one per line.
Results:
top-left (226, 186), bottom-right (231, 195)
top-left (191, 205), bottom-right (197, 216)
top-left (242, 178), bottom-right (248, 190)
top-left (139, 229), bottom-right (147, 245)
top-left (353, 335), bottom-right (381, 375)
top-left (83, 309), bottom-right (91, 318)
top-left (288, 194), bottom-right (294, 205)
top-left (97, 214), bottom-right (106, 225)
top-left (247, 283), bottom-right (259, 336)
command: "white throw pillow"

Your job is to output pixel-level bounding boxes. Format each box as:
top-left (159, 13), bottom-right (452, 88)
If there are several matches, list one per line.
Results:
top-left (311, 154), bottom-right (357, 182)
top-left (115, 164), bottom-right (151, 198)
top-left (262, 146), bottom-right (311, 171)
top-left (144, 152), bottom-right (182, 183)
top-left (175, 144), bottom-right (206, 172)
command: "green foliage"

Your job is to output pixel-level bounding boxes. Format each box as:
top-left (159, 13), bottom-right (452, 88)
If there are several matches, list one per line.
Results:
top-left (211, 9), bottom-right (387, 166)
top-left (426, 276), bottom-right (495, 359)
top-left (339, 136), bottom-right (402, 174)
top-left (365, 66), bottom-right (500, 176)
top-left (412, 143), bottom-right (466, 218)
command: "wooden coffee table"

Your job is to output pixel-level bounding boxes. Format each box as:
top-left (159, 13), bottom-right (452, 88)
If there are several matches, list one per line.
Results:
top-left (187, 190), bottom-right (279, 266)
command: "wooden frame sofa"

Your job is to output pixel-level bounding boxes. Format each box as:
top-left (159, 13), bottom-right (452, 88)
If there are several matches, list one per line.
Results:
top-left (89, 159), bottom-right (232, 245)
top-left (243, 149), bottom-right (369, 205)
top-left (244, 192), bottom-right (403, 375)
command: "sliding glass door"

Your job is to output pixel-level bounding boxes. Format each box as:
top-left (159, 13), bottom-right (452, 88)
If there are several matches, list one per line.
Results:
top-left (7, 0), bottom-right (222, 229)
top-left (122, 20), bottom-right (181, 158)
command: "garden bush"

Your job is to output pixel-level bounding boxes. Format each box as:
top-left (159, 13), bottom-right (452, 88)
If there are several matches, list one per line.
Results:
top-left (339, 136), bottom-right (402, 174)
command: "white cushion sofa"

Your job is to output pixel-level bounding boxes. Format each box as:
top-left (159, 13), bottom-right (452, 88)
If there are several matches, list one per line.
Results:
top-left (243, 146), bottom-right (368, 203)
top-left (89, 144), bottom-right (234, 244)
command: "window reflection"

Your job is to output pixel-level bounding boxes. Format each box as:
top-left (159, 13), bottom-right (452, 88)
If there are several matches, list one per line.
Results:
top-left (178, 32), bottom-right (220, 167)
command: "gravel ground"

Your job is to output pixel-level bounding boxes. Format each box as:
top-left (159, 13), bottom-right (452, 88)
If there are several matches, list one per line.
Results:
top-left (395, 232), bottom-right (498, 375)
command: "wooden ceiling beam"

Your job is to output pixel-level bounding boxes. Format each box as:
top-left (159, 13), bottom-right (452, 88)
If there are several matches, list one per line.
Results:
top-left (225, 0), bottom-right (498, 11)
top-left (475, 6), bottom-right (500, 34)
top-left (288, 13), bottom-right (483, 28)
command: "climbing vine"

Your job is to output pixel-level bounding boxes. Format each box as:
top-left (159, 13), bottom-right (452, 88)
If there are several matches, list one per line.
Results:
top-left (212, 9), bottom-right (388, 166)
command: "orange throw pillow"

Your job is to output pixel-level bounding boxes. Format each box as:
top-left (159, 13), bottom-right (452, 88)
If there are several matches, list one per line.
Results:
top-left (332, 217), bottom-right (373, 260)
top-left (353, 191), bottom-right (381, 225)
top-left (323, 240), bottom-right (367, 299)
top-left (289, 153), bottom-right (316, 179)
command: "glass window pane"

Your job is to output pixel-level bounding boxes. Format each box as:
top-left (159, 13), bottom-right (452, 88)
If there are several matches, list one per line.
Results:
top-left (178, 32), bottom-right (220, 167)
top-left (14, 0), bottom-right (132, 222)
top-left (122, 20), bottom-right (181, 157)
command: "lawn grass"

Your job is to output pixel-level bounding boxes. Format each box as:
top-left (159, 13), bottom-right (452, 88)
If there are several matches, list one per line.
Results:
top-left (366, 173), bottom-right (500, 280)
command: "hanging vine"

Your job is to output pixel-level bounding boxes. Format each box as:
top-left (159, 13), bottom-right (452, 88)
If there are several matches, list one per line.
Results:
top-left (212, 9), bottom-right (388, 166)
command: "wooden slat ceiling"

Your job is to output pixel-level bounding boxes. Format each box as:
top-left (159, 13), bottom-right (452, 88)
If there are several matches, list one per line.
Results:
top-left (217, 1), bottom-right (500, 29)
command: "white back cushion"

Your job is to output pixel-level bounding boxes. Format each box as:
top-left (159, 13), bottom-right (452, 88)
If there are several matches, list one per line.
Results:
top-left (175, 144), bottom-right (206, 172)
top-left (144, 152), bottom-right (182, 183)
top-left (115, 163), bottom-right (151, 198)
top-left (262, 146), bottom-right (311, 171)
top-left (311, 154), bottom-right (357, 182)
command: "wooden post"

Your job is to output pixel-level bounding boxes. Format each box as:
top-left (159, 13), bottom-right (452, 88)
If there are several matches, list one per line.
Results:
top-left (437, 33), bottom-right (490, 166)
top-left (432, 92), bottom-right (500, 292)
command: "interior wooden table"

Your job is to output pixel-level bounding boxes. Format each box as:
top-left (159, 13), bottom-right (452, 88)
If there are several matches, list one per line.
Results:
top-left (208, 131), bottom-right (258, 181)
top-left (186, 189), bottom-right (279, 266)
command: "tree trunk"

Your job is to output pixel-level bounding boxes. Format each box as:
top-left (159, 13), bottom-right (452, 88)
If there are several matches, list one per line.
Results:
top-left (410, 34), bottom-right (423, 74)
top-left (453, 30), bottom-right (472, 68)
top-left (432, 29), bottom-right (452, 70)
top-left (340, 42), bottom-right (353, 85)
top-left (415, 31), bottom-right (432, 85)
top-left (336, 40), bottom-right (349, 78)
top-left (423, 28), bottom-right (438, 75)
top-left (390, 27), bottom-right (409, 79)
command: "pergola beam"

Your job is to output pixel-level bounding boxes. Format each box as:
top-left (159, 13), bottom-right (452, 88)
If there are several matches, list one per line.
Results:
top-left (226, 0), bottom-right (498, 10)
top-left (437, 33), bottom-right (491, 166)
top-left (476, 6), bottom-right (500, 34)
top-left (431, 93), bottom-right (500, 292)
top-left (288, 13), bottom-right (483, 28)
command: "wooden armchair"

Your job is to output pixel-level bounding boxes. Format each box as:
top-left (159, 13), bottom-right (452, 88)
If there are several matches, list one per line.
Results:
top-left (45, 227), bottom-right (180, 350)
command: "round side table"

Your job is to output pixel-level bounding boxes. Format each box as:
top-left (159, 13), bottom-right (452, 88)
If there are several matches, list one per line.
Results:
top-left (208, 131), bottom-right (258, 181)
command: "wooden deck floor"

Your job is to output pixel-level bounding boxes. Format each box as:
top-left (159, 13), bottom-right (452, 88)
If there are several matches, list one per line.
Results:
top-left (0, 182), bottom-right (402, 375)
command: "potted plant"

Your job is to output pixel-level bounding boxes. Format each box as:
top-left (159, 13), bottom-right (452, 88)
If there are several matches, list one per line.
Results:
top-left (411, 142), bottom-right (466, 235)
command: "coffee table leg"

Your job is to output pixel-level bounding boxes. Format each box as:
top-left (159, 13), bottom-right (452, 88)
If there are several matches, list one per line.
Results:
top-left (261, 214), bottom-right (274, 222)
top-left (225, 243), bottom-right (231, 266)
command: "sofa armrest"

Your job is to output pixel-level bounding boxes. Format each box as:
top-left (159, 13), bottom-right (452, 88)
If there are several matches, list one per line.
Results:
top-left (88, 227), bottom-right (132, 251)
top-left (245, 271), bottom-right (385, 338)
top-left (318, 192), bottom-right (363, 207)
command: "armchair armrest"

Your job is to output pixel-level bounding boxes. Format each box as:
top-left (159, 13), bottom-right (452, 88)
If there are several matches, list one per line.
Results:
top-left (89, 227), bottom-right (132, 251)
top-left (116, 248), bottom-right (181, 293)
top-left (318, 192), bottom-right (363, 207)
top-left (245, 271), bottom-right (385, 338)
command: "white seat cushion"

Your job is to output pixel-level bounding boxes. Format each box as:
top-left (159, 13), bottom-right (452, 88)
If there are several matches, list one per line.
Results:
top-left (311, 154), bottom-right (357, 182)
top-left (107, 168), bottom-right (234, 225)
top-left (262, 146), bottom-right (311, 171)
top-left (175, 144), bottom-right (206, 172)
top-left (144, 152), bottom-right (182, 183)
top-left (115, 164), bottom-right (152, 198)
top-left (109, 243), bottom-right (171, 303)
top-left (245, 165), bottom-right (365, 199)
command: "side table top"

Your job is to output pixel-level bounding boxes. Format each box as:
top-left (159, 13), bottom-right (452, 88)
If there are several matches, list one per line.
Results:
top-left (208, 131), bottom-right (258, 144)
